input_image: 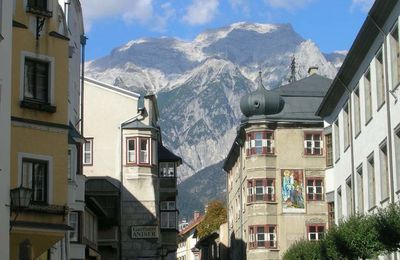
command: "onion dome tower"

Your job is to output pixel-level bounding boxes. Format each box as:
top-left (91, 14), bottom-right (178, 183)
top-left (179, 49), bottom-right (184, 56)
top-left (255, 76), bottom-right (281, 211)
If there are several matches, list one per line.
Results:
top-left (240, 72), bottom-right (285, 118)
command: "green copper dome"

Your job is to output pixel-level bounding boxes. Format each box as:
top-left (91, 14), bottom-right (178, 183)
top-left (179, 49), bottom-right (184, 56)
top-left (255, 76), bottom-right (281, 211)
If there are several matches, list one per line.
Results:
top-left (240, 75), bottom-right (285, 118)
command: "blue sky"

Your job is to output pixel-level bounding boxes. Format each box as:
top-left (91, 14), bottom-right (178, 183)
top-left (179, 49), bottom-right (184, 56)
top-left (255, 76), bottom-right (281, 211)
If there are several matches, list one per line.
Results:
top-left (81, 0), bottom-right (374, 61)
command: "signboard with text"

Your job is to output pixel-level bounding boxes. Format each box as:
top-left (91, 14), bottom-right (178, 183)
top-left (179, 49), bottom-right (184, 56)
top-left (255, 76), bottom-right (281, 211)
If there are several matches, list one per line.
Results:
top-left (130, 226), bottom-right (158, 239)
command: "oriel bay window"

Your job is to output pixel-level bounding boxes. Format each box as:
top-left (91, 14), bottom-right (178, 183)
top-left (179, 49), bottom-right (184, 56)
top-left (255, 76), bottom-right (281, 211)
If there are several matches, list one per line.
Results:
top-left (306, 178), bottom-right (324, 201)
top-left (160, 201), bottom-right (177, 229)
top-left (307, 224), bottom-right (325, 241)
top-left (246, 131), bottom-right (274, 156)
top-left (22, 159), bottom-right (48, 204)
top-left (247, 179), bottom-right (275, 202)
top-left (125, 137), bottom-right (152, 166)
top-left (304, 132), bottom-right (323, 155)
top-left (249, 225), bottom-right (277, 249)
top-left (159, 162), bottom-right (175, 177)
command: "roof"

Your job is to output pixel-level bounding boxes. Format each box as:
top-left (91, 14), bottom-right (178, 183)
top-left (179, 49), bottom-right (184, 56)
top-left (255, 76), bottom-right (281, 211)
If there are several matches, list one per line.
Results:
top-left (122, 119), bottom-right (158, 130)
top-left (85, 77), bottom-right (140, 99)
top-left (264, 74), bottom-right (332, 122)
top-left (158, 143), bottom-right (182, 164)
top-left (317, 0), bottom-right (398, 117)
top-left (178, 215), bottom-right (204, 237)
top-left (68, 122), bottom-right (85, 144)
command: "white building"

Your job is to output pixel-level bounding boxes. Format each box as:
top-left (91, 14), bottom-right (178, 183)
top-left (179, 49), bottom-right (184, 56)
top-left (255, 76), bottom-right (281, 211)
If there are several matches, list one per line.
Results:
top-left (0, 0), bottom-right (13, 258)
top-left (51, 1), bottom-right (87, 259)
top-left (317, 0), bottom-right (400, 232)
top-left (177, 212), bottom-right (203, 260)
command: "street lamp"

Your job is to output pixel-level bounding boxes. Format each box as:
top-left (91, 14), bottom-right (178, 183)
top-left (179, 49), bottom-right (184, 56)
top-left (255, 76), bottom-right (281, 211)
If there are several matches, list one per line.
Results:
top-left (9, 186), bottom-right (32, 232)
top-left (10, 186), bottom-right (32, 209)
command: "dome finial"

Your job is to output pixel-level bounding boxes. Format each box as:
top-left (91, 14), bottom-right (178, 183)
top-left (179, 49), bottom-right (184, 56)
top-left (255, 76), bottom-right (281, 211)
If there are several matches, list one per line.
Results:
top-left (257, 70), bottom-right (265, 90)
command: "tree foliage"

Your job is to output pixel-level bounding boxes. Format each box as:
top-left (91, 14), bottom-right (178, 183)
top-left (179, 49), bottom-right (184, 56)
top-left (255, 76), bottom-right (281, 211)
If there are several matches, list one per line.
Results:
top-left (283, 203), bottom-right (400, 260)
top-left (197, 200), bottom-right (227, 238)
top-left (373, 203), bottom-right (400, 252)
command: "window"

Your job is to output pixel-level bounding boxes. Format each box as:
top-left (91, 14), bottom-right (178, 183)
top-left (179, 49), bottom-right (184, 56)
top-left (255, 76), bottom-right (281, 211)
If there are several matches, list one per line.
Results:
top-left (346, 176), bottom-right (354, 216)
top-left (159, 162), bottom-right (175, 177)
top-left (246, 131), bottom-right (274, 156)
top-left (325, 134), bottom-right (333, 167)
top-left (69, 212), bottom-right (79, 242)
top-left (367, 154), bottom-right (376, 209)
top-left (353, 87), bottom-right (361, 135)
top-left (83, 138), bottom-right (93, 165)
top-left (390, 24), bottom-right (400, 89)
top-left (84, 210), bottom-right (97, 243)
top-left (27, 0), bottom-right (47, 11)
top-left (247, 179), bottom-right (275, 202)
top-left (139, 138), bottom-right (149, 164)
top-left (306, 178), bottom-right (324, 201)
top-left (304, 132), bottom-right (323, 155)
top-left (160, 201), bottom-right (177, 229)
top-left (356, 165), bottom-right (364, 213)
top-left (127, 138), bottom-right (136, 164)
top-left (249, 225), bottom-right (277, 249)
top-left (24, 58), bottom-right (49, 103)
top-left (334, 120), bottom-right (340, 162)
top-left (22, 159), bottom-right (48, 204)
top-left (307, 225), bottom-right (325, 241)
top-left (328, 202), bottom-right (335, 228)
top-left (343, 105), bottom-right (350, 150)
top-left (376, 50), bottom-right (385, 107)
top-left (337, 187), bottom-right (342, 220)
top-left (395, 126), bottom-right (400, 190)
top-left (364, 70), bottom-right (373, 123)
top-left (380, 141), bottom-right (389, 200)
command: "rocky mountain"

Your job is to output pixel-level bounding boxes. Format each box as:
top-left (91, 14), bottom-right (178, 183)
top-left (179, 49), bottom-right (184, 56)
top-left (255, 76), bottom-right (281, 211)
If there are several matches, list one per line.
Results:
top-left (86, 22), bottom-right (342, 182)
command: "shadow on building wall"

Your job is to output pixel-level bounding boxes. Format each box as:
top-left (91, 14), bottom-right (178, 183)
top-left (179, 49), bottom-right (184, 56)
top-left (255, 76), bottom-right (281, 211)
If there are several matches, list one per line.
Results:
top-left (86, 175), bottom-right (168, 260)
top-left (229, 232), bottom-right (246, 260)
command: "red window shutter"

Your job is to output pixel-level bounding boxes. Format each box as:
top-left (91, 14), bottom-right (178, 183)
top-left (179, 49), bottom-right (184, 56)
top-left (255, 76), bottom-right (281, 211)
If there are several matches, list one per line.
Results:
top-left (262, 131), bottom-right (267, 139)
top-left (247, 181), bottom-right (252, 203)
top-left (246, 148), bottom-right (250, 156)
top-left (262, 147), bottom-right (267, 155)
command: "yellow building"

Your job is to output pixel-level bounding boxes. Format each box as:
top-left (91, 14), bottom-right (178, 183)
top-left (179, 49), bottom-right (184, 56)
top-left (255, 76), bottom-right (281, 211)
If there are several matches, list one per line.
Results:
top-left (10, 0), bottom-right (71, 258)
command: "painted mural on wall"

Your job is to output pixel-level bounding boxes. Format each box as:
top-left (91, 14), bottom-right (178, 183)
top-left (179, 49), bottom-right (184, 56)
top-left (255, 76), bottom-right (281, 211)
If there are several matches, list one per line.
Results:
top-left (282, 169), bottom-right (305, 212)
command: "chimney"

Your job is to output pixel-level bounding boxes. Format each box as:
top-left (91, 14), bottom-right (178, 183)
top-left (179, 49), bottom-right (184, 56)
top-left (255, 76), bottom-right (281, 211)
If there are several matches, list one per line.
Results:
top-left (193, 211), bottom-right (200, 220)
top-left (308, 66), bottom-right (319, 75)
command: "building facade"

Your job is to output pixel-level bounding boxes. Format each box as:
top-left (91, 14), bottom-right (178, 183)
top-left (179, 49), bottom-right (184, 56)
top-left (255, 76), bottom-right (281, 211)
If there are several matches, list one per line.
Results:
top-left (224, 74), bottom-right (331, 259)
top-left (0, 0), bottom-right (13, 258)
top-left (177, 212), bottom-right (204, 260)
top-left (83, 78), bottom-right (181, 259)
top-left (317, 0), bottom-right (400, 236)
top-left (10, 0), bottom-right (72, 258)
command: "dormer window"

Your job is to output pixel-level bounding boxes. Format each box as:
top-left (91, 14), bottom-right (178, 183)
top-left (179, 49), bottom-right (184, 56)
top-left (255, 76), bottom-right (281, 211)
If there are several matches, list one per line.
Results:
top-left (246, 131), bottom-right (274, 156)
top-left (159, 162), bottom-right (175, 177)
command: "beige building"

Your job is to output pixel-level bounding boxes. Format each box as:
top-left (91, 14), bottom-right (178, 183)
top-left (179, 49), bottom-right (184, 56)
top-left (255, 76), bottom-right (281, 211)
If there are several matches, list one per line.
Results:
top-left (83, 78), bottom-right (181, 259)
top-left (224, 73), bottom-right (331, 259)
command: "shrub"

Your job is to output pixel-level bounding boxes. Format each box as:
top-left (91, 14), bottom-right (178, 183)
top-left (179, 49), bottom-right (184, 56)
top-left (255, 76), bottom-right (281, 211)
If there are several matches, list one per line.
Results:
top-left (282, 239), bottom-right (321, 260)
top-left (373, 203), bottom-right (400, 252)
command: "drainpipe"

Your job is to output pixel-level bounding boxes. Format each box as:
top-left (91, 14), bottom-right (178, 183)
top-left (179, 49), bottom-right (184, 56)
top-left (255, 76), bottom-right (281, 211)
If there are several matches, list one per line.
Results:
top-left (368, 15), bottom-right (396, 205)
top-left (237, 138), bottom-right (245, 260)
top-left (337, 78), bottom-right (356, 215)
top-left (80, 34), bottom-right (87, 136)
top-left (119, 124), bottom-right (123, 260)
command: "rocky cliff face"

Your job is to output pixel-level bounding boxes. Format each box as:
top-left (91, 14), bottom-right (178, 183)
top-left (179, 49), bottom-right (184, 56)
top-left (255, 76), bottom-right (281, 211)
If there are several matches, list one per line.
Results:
top-left (86, 22), bottom-right (342, 181)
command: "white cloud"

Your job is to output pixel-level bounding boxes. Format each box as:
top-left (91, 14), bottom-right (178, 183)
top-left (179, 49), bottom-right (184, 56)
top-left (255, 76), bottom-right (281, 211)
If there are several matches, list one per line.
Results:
top-left (182, 0), bottom-right (219, 25)
top-left (153, 3), bottom-right (176, 32)
top-left (264, 0), bottom-right (313, 10)
top-left (351, 0), bottom-right (374, 12)
top-left (230, 0), bottom-right (250, 15)
top-left (81, 0), bottom-right (153, 31)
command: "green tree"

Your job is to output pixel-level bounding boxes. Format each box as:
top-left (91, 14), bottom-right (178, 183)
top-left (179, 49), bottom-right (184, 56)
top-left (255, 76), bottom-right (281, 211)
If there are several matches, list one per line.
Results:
top-left (282, 239), bottom-right (321, 260)
top-left (373, 203), bottom-right (400, 252)
top-left (196, 200), bottom-right (227, 238)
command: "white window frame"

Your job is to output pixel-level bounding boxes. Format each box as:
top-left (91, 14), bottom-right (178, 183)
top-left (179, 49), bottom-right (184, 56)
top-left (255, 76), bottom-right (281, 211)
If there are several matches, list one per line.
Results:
top-left (160, 201), bottom-right (177, 229)
top-left (139, 138), bottom-right (149, 164)
top-left (68, 145), bottom-right (77, 181)
top-left (20, 51), bottom-right (55, 105)
top-left (249, 225), bottom-right (277, 249)
top-left (307, 225), bottom-right (325, 241)
top-left (159, 162), bottom-right (175, 177)
top-left (69, 211), bottom-right (79, 242)
top-left (127, 138), bottom-right (136, 164)
top-left (17, 152), bottom-right (53, 204)
top-left (306, 178), bottom-right (324, 201)
top-left (83, 138), bottom-right (93, 165)
top-left (304, 132), bottom-right (323, 155)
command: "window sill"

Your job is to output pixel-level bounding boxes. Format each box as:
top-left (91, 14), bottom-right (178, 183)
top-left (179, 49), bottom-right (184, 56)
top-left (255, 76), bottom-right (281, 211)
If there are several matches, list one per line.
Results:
top-left (344, 145), bottom-right (350, 153)
top-left (247, 154), bottom-right (276, 158)
top-left (365, 116), bottom-right (373, 126)
top-left (303, 154), bottom-right (324, 158)
top-left (26, 6), bottom-right (52, 17)
top-left (377, 101), bottom-right (385, 112)
top-left (20, 100), bottom-right (56, 113)
top-left (368, 205), bottom-right (377, 212)
top-left (247, 201), bottom-right (277, 205)
top-left (325, 165), bottom-right (333, 169)
top-left (380, 197), bottom-right (390, 204)
top-left (335, 157), bottom-right (340, 164)
top-left (354, 130), bottom-right (361, 139)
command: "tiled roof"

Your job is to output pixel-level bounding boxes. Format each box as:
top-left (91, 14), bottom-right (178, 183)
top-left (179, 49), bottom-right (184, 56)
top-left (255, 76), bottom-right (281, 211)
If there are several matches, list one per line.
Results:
top-left (178, 215), bottom-right (204, 237)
